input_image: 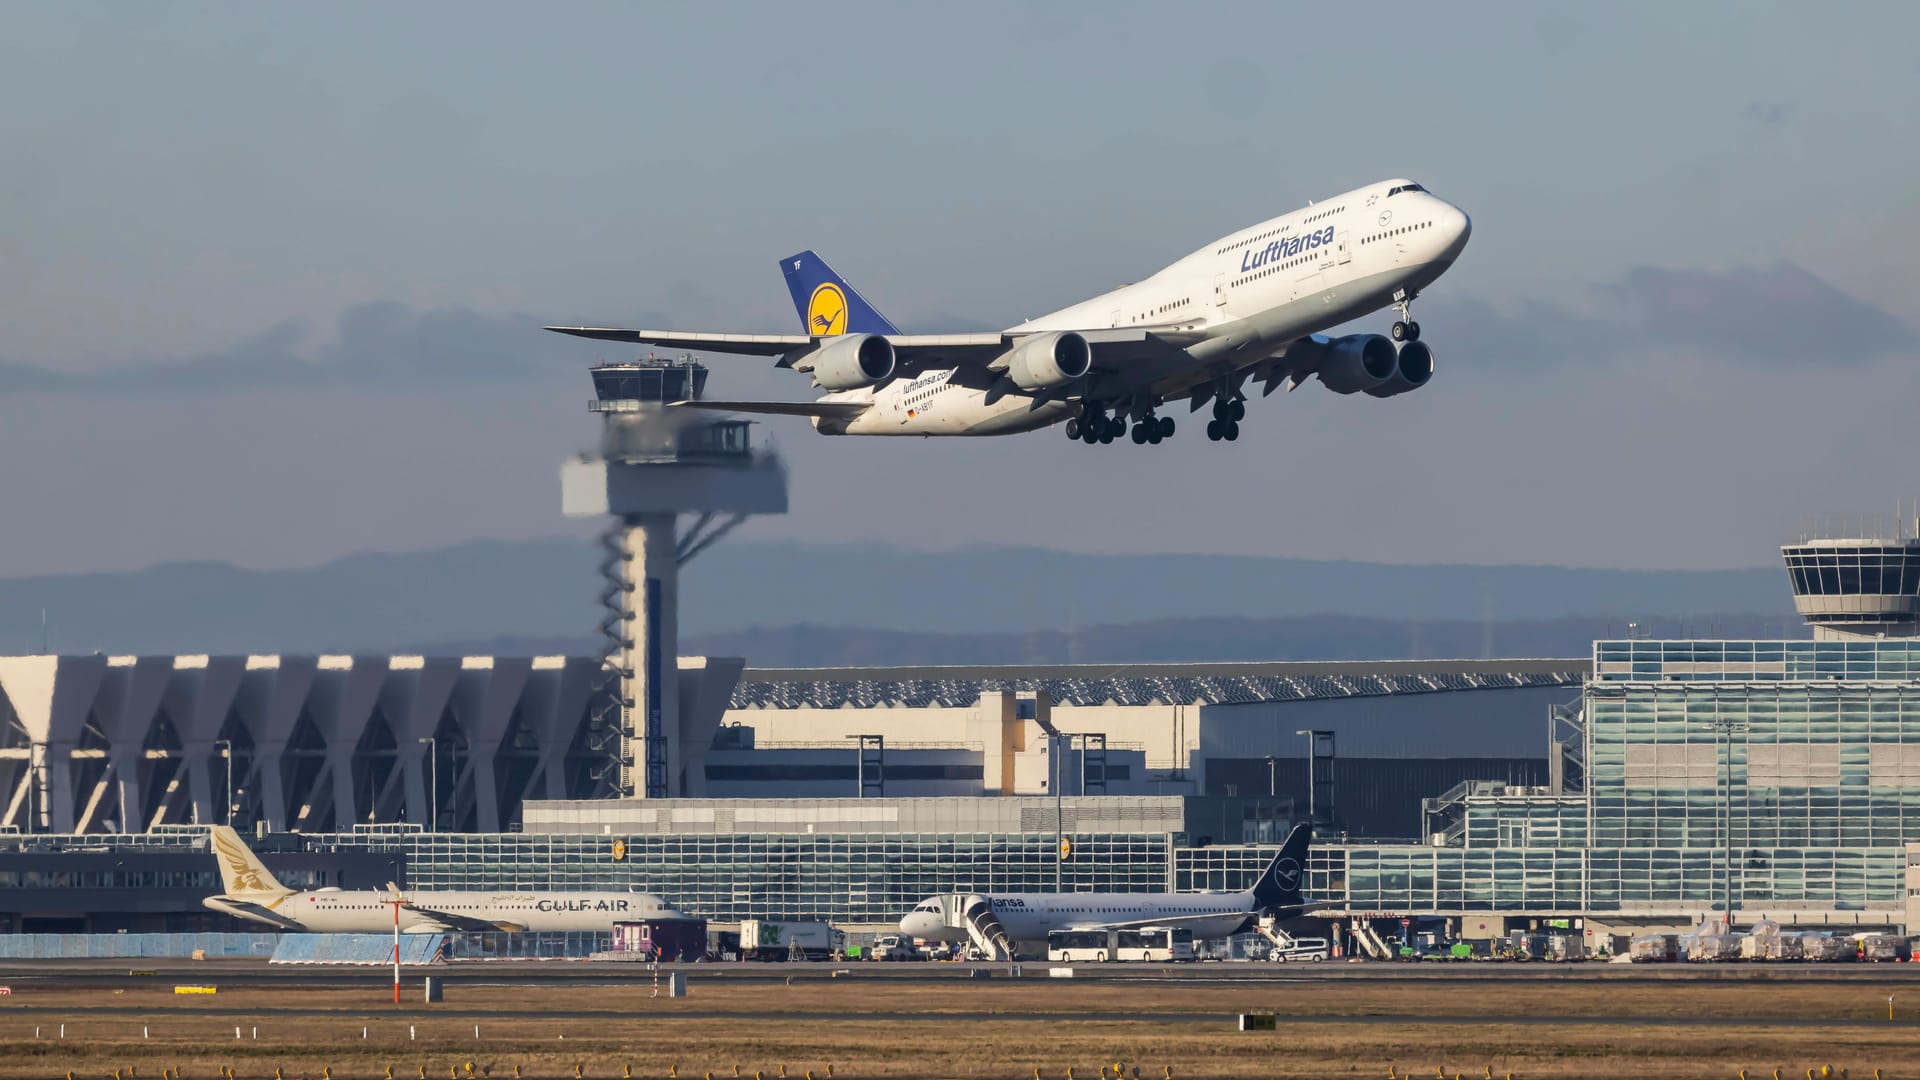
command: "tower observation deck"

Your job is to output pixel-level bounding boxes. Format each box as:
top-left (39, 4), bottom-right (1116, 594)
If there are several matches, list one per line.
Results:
top-left (1784, 520), bottom-right (1920, 639)
top-left (562, 357), bottom-right (787, 798)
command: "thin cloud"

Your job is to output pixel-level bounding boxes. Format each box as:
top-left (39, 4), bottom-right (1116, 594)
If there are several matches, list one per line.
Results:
top-left (1429, 262), bottom-right (1916, 373)
top-left (0, 302), bottom-right (665, 396)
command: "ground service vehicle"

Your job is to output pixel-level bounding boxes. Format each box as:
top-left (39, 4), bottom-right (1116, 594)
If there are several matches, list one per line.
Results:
top-left (1268, 936), bottom-right (1333, 962)
top-left (738, 920), bottom-right (842, 961)
top-left (1047, 927), bottom-right (1195, 962)
top-left (870, 934), bottom-right (921, 961)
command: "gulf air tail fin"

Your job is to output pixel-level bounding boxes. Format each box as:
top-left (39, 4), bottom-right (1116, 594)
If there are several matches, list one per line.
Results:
top-left (1251, 823), bottom-right (1311, 908)
top-left (780, 250), bottom-right (902, 337)
top-left (209, 825), bottom-right (292, 898)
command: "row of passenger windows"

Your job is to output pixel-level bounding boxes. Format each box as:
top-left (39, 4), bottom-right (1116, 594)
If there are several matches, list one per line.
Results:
top-left (1361, 220), bottom-right (1434, 245)
top-left (1304, 204), bottom-right (1347, 223)
top-left (1236, 252), bottom-right (1322, 285)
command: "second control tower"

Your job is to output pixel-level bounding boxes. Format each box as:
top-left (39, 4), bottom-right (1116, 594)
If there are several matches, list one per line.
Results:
top-left (1784, 520), bottom-right (1920, 639)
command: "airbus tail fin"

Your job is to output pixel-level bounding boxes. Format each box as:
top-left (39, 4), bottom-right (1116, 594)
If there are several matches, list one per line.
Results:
top-left (209, 825), bottom-right (292, 898)
top-left (780, 250), bottom-right (902, 337)
top-left (1251, 823), bottom-right (1311, 908)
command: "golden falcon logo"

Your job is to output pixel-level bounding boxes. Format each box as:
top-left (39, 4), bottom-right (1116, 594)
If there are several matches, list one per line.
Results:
top-left (807, 282), bottom-right (848, 336)
top-left (216, 831), bottom-right (277, 897)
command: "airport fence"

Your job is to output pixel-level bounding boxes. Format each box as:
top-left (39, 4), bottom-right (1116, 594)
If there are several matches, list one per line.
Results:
top-left (0, 932), bottom-right (281, 959)
top-left (268, 933), bottom-right (447, 965)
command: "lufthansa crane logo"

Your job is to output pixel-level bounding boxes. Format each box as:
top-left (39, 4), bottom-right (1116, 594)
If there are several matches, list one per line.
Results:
top-left (1270, 857), bottom-right (1302, 894)
top-left (807, 282), bottom-right (848, 336)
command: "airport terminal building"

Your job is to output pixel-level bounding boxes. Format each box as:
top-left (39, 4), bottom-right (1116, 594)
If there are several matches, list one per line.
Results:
top-left (7, 530), bottom-right (1920, 942)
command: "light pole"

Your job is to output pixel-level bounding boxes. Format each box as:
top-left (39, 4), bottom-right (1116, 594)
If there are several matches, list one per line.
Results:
top-left (1053, 730), bottom-right (1064, 891)
top-left (214, 739), bottom-right (232, 825)
top-left (1710, 715), bottom-right (1747, 930)
top-left (417, 737), bottom-right (436, 832)
top-left (1265, 755), bottom-right (1276, 798)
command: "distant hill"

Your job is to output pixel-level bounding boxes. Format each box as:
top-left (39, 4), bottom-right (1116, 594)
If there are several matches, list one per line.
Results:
top-left (0, 536), bottom-right (1795, 656)
top-left (425, 612), bottom-right (1798, 667)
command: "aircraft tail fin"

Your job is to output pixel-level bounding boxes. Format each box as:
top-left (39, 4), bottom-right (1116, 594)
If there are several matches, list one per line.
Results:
top-left (1251, 823), bottom-right (1311, 908)
top-left (780, 250), bottom-right (902, 337)
top-left (209, 825), bottom-right (292, 898)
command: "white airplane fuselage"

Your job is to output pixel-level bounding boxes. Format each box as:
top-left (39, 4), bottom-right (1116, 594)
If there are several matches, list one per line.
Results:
top-left (203, 889), bottom-right (679, 933)
top-left (827, 178), bottom-right (1469, 435)
top-left (899, 889), bottom-right (1259, 945)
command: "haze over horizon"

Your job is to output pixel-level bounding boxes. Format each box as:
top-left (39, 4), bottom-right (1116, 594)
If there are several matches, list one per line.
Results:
top-left (5, 4), bottom-right (1918, 578)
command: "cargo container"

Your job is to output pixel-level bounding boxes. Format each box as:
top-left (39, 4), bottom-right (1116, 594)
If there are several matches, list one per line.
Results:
top-left (611, 918), bottom-right (709, 962)
top-left (738, 919), bottom-right (843, 961)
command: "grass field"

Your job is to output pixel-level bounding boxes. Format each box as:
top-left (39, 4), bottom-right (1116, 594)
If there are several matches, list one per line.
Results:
top-left (3, 977), bottom-right (1919, 1079)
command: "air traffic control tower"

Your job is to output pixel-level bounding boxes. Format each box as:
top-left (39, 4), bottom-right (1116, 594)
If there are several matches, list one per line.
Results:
top-left (1784, 519), bottom-right (1920, 640)
top-left (562, 358), bottom-right (787, 798)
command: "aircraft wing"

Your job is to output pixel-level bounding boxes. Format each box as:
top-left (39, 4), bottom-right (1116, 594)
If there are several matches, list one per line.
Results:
top-left (544, 326), bottom-right (1201, 371)
top-left (668, 400), bottom-right (869, 418)
top-left (208, 898), bottom-right (304, 930)
top-left (1064, 900), bottom-right (1338, 933)
top-left (1065, 910), bottom-right (1257, 932)
top-left (400, 902), bottom-right (528, 933)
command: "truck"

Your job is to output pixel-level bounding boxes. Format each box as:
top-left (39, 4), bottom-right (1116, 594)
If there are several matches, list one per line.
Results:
top-left (869, 933), bottom-right (923, 961)
top-left (737, 920), bottom-right (843, 962)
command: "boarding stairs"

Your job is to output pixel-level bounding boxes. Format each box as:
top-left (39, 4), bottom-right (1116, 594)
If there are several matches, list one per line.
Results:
top-left (948, 893), bottom-right (1016, 962)
top-left (1352, 922), bottom-right (1394, 960)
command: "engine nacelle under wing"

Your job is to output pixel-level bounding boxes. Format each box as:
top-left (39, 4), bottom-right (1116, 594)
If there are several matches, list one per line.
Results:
top-left (1003, 331), bottom-right (1092, 391)
top-left (1365, 340), bottom-right (1435, 398)
top-left (1314, 334), bottom-right (1398, 395)
top-left (809, 333), bottom-right (896, 391)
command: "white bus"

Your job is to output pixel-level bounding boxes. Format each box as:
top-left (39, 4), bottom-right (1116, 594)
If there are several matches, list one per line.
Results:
top-left (1047, 927), bottom-right (1195, 962)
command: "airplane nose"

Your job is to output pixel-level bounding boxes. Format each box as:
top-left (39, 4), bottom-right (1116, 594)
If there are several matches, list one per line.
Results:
top-left (1444, 205), bottom-right (1471, 254)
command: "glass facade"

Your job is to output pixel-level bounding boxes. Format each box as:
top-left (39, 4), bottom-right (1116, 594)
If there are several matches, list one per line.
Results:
top-left (1316, 640), bottom-right (1920, 919)
top-left (323, 830), bottom-right (1172, 925)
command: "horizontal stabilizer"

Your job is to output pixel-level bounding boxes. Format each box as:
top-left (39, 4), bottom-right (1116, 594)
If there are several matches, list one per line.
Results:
top-left (670, 399), bottom-right (869, 419)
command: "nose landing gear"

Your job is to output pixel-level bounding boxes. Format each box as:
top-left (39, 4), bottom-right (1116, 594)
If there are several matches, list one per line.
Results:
top-left (1389, 288), bottom-right (1421, 343)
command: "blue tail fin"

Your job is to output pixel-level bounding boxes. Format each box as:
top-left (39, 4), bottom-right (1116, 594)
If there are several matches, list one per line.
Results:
top-left (1251, 823), bottom-right (1311, 908)
top-left (780, 250), bottom-right (902, 337)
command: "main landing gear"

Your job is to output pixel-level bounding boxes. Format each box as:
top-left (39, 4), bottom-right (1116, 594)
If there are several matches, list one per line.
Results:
top-left (1205, 394), bottom-right (1244, 442)
top-left (1068, 402), bottom-right (1173, 446)
top-left (1389, 287), bottom-right (1422, 343)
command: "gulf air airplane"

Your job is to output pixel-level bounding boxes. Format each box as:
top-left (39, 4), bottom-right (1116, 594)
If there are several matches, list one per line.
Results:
top-left (201, 826), bottom-right (684, 933)
top-left (549, 179), bottom-right (1469, 446)
top-left (897, 824), bottom-right (1325, 954)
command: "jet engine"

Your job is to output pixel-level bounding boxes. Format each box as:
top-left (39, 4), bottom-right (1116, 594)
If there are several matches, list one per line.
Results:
top-left (1004, 331), bottom-right (1092, 391)
top-left (1365, 340), bottom-right (1435, 398)
top-left (809, 333), bottom-right (896, 391)
top-left (1314, 334), bottom-right (1398, 395)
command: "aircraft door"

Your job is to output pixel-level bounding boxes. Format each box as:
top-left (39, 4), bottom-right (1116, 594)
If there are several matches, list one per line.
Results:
top-left (1213, 273), bottom-right (1227, 307)
top-left (1336, 230), bottom-right (1351, 265)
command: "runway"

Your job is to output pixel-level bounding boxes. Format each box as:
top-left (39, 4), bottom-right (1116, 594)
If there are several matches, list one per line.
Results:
top-left (5, 956), bottom-right (1920, 989)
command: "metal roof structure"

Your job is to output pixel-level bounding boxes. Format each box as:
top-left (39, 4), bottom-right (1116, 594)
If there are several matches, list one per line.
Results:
top-left (731, 658), bottom-right (1589, 709)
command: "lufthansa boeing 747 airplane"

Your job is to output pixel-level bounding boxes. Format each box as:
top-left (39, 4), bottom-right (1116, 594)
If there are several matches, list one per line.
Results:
top-left (549, 178), bottom-right (1468, 446)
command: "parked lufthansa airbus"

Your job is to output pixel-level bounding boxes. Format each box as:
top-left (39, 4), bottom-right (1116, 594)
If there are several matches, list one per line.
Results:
top-left (897, 824), bottom-right (1322, 952)
top-left (201, 826), bottom-right (683, 933)
top-left (549, 179), bottom-right (1468, 446)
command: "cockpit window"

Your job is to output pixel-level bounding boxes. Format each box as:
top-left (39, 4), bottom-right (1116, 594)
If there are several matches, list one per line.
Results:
top-left (1387, 184), bottom-right (1426, 197)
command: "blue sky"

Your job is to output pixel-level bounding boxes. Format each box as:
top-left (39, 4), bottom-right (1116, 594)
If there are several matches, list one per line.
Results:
top-left (2, 3), bottom-right (1917, 576)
